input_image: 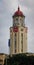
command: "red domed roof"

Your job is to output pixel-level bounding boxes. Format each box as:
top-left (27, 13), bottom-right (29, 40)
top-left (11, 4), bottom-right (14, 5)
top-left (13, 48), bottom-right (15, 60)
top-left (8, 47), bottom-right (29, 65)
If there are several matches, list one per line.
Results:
top-left (13, 7), bottom-right (25, 17)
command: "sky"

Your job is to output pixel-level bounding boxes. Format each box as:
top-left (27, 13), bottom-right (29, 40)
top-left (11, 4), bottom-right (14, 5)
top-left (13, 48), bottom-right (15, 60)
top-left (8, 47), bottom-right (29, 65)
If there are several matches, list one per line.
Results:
top-left (0, 0), bottom-right (34, 54)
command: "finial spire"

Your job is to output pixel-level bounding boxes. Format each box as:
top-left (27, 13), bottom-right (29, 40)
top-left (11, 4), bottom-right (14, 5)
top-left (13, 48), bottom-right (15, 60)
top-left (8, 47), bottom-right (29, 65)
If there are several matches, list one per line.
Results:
top-left (18, 6), bottom-right (20, 11)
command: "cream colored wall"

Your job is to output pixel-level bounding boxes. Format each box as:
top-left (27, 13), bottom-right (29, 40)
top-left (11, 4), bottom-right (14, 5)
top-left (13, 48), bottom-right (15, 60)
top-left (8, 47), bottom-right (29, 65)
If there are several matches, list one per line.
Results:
top-left (23, 27), bottom-right (27, 53)
top-left (10, 26), bottom-right (27, 56)
top-left (18, 26), bottom-right (27, 53)
top-left (10, 27), bottom-right (13, 56)
top-left (10, 27), bottom-right (19, 56)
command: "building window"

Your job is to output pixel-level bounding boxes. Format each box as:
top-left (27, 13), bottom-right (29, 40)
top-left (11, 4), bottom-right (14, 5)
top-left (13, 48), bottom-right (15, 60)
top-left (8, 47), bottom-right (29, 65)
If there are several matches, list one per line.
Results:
top-left (14, 33), bottom-right (17, 53)
top-left (21, 29), bottom-right (23, 31)
top-left (21, 33), bottom-right (23, 52)
top-left (16, 18), bottom-right (18, 21)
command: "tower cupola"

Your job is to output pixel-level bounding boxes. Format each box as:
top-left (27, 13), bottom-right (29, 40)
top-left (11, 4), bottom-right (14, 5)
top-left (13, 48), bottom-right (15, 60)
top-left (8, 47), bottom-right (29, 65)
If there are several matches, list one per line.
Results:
top-left (13, 7), bottom-right (25, 27)
top-left (13, 7), bottom-right (25, 17)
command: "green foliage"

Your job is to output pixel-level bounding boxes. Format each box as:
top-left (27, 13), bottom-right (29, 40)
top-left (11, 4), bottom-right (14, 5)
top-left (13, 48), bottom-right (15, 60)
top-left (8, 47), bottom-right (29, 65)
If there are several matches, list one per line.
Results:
top-left (4, 54), bottom-right (34, 65)
top-left (4, 58), bottom-right (10, 65)
top-left (10, 54), bottom-right (34, 65)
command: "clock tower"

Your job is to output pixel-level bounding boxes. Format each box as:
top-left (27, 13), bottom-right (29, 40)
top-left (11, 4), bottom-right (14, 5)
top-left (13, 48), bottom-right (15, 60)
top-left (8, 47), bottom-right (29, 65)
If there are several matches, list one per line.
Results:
top-left (10, 7), bottom-right (28, 56)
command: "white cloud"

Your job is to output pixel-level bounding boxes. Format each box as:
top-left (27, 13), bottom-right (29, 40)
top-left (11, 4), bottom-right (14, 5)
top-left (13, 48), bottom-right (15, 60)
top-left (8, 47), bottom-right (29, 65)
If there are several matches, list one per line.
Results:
top-left (3, 0), bottom-right (18, 14)
top-left (21, 6), bottom-right (31, 16)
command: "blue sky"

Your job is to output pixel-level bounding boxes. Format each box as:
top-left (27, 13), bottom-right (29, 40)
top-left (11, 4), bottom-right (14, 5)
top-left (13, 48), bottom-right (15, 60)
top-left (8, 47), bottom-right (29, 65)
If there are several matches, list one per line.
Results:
top-left (0, 0), bottom-right (34, 54)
